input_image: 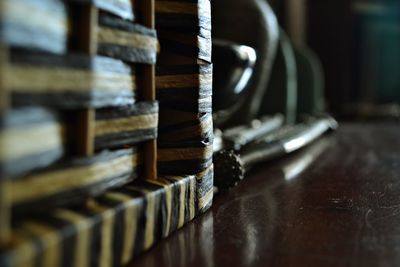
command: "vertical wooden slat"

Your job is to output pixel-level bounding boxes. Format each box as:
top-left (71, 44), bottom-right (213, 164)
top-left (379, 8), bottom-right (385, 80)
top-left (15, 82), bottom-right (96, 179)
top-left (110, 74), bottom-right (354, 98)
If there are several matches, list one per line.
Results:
top-left (76, 109), bottom-right (95, 156)
top-left (138, 0), bottom-right (158, 180)
top-left (0, 44), bottom-right (11, 246)
top-left (76, 5), bottom-right (98, 156)
top-left (0, 47), bottom-right (8, 110)
top-left (0, 0), bottom-right (10, 243)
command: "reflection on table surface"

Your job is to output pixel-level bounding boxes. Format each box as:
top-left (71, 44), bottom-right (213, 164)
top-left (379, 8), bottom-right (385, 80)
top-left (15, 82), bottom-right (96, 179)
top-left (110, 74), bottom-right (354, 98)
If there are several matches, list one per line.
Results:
top-left (131, 122), bottom-right (400, 267)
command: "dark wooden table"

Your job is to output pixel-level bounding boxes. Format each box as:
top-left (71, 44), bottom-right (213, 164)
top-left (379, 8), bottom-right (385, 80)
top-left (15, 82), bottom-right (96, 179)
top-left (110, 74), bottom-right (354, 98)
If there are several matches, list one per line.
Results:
top-left (131, 122), bottom-right (400, 267)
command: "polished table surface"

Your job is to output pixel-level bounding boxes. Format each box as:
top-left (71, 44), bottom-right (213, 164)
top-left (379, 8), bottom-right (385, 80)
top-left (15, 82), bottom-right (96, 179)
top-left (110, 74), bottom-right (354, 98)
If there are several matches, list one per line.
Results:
top-left (131, 122), bottom-right (400, 267)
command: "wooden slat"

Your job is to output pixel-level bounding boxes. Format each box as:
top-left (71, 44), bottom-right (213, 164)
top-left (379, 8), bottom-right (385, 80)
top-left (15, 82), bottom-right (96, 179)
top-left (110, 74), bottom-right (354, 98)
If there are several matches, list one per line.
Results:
top-left (0, 46), bottom-right (8, 110)
top-left (76, 109), bottom-right (95, 155)
top-left (0, 174), bottom-right (202, 265)
top-left (0, 171), bottom-right (10, 245)
top-left (138, 0), bottom-right (158, 180)
top-left (11, 149), bottom-right (139, 210)
top-left (0, 24), bottom-right (11, 245)
top-left (76, 5), bottom-right (98, 156)
top-left (77, 5), bottom-right (98, 54)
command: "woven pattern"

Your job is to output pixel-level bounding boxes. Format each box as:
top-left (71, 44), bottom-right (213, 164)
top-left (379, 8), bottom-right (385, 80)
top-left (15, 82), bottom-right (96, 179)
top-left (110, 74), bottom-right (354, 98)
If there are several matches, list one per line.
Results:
top-left (0, 0), bottom-right (159, 245)
top-left (155, 0), bottom-right (214, 178)
top-left (0, 0), bottom-right (214, 263)
top-left (0, 169), bottom-right (213, 267)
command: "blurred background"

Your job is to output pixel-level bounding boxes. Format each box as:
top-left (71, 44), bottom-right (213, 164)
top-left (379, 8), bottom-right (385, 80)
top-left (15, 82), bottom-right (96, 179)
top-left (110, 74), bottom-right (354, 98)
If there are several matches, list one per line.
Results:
top-left (269, 0), bottom-right (400, 118)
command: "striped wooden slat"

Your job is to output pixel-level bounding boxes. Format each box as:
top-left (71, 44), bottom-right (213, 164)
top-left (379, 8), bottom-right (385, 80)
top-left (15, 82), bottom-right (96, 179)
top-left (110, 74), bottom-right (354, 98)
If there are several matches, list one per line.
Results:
top-left (8, 52), bottom-right (137, 108)
top-left (0, 0), bottom-right (213, 260)
top-left (157, 140), bottom-right (213, 175)
top-left (95, 101), bottom-right (159, 150)
top-left (97, 13), bottom-right (158, 64)
top-left (1, 0), bottom-right (68, 54)
top-left (155, 0), bottom-right (213, 176)
top-left (157, 110), bottom-right (213, 176)
top-left (195, 165), bottom-right (213, 213)
top-left (156, 63), bottom-right (213, 175)
top-left (157, 30), bottom-right (211, 64)
top-left (156, 63), bottom-right (213, 103)
top-left (158, 112), bottom-right (212, 142)
top-left (158, 96), bottom-right (212, 115)
top-left (10, 148), bottom-right (141, 215)
top-left (155, 0), bottom-right (211, 64)
top-left (155, 0), bottom-right (211, 35)
top-left (0, 172), bottom-right (212, 267)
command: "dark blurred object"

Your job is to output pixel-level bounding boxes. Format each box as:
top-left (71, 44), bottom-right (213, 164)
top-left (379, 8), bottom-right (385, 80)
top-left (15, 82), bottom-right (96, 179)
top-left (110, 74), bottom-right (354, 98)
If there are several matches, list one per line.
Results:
top-left (257, 29), bottom-right (325, 123)
top-left (214, 115), bottom-right (337, 191)
top-left (212, 39), bottom-right (256, 126)
top-left (308, 0), bottom-right (400, 117)
top-left (295, 46), bottom-right (326, 115)
top-left (213, 114), bottom-right (284, 152)
top-left (353, 1), bottom-right (400, 104)
top-left (212, 0), bottom-right (279, 127)
top-left (211, 0), bottom-right (336, 192)
top-left (258, 29), bottom-right (297, 124)
top-left (220, 114), bottom-right (284, 151)
top-left (342, 103), bottom-right (400, 121)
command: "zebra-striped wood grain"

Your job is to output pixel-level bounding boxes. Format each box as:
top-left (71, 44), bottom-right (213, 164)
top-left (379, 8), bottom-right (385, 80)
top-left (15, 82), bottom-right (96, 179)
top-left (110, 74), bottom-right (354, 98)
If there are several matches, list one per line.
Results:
top-left (97, 13), bottom-right (158, 64)
top-left (158, 112), bottom-right (212, 143)
top-left (157, 139), bottom-right (213, 175)
top-left (10, 148), bottom-right (140, 215)
top-left (0, 171), bottom-right (213, 267)
top-left (157, 30), bottom-right (211, 64)
top-left (156, 63), bottom-right (212, 103)
top-left (155, 0), bottom-right (211, 35)
top-left (95, 101), bottom-right (159, 150)
top-left (8, 52), bottom-right (137, 108)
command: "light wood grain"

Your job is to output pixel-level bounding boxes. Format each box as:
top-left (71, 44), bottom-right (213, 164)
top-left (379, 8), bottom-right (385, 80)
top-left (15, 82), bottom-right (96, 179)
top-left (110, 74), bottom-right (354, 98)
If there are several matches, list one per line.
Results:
top-left (95, 114), bottom-right (158, 136)
top-left (97, 27), bottom-right (158, 51)
top-left (9, 66), bottom-right (137, 92)
top-left (0, 123), bottom-right (65, 161)
top-left (11, 154), bottom-right (139, 204)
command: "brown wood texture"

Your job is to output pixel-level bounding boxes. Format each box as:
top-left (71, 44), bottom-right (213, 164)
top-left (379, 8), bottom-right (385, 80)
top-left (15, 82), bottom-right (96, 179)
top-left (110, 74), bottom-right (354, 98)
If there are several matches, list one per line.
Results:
top-left (130, 122), bottom-right (400, 267)
top-left (0, 47), bottom-right (8, 110)
top-left (76, 5), bottom-right (98, 156)
top-left (76, 109), bottom-right (95, 156)
top-left (137, 0), bottom-right (157, 180)
top-left (0, 181), bottom-right (10, 246)
top-left (0, 43), bottom-right (10, 245)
